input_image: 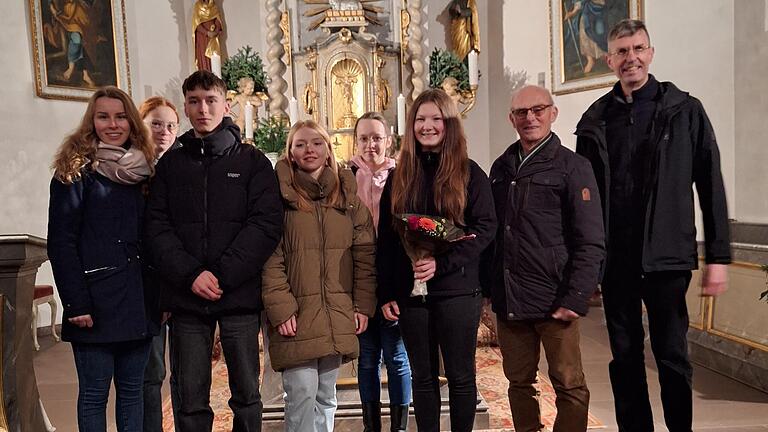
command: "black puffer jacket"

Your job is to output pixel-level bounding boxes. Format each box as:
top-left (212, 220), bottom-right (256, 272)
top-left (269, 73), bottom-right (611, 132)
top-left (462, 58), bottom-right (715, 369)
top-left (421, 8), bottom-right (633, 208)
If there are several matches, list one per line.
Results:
top-left (376, 152), bottom-right (497, 302)
top-left (485, 134), bottom-right (605, 319)
top-left (575, 81), bottom-right (731, 272)
top-left (144, 118), bottom-right (284, 316)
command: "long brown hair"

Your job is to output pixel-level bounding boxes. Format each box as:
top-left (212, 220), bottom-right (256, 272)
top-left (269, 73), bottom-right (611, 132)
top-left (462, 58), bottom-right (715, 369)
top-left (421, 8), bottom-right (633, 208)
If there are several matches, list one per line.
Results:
top-left (282, 120), bottom-right (343, 211)
top-left (52, 86), bottom-right (155, 184)
top-left (390, 88), bottom-right (469, 224)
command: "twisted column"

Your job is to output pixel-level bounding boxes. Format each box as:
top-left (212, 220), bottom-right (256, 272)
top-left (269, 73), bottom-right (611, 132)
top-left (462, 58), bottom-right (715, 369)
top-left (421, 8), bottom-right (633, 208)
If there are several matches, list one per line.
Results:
top-left (407, 0), bottom-right (425, 101)
top-left (266, 0), bottom-right (288, 118)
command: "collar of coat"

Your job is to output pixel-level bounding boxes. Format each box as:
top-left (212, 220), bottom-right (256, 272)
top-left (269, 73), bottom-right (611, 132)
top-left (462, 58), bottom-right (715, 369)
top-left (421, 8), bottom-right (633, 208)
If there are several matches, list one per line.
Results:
top-left (178, 117), bottom-right (241, 157)
top-left (274, 158), bottom-right (357, 211)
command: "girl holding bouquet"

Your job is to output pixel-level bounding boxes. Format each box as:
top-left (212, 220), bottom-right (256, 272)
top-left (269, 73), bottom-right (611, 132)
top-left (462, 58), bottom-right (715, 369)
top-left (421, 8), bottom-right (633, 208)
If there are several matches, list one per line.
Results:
top-left (262, 120), bottom-right (378, 431)
top-left (377, 89), bottom-right (497, 431)
top-left (350, 112), bottom-right (411, 431)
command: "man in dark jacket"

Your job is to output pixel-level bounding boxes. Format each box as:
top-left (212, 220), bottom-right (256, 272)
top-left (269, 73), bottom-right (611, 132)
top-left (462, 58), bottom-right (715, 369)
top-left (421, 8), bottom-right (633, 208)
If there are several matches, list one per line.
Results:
top-left (486, 85), bottom-right (605, 432)
top-left (575, 20), bottom-right (730, 432)
top-left (144, 70), bottom-right (284, 431)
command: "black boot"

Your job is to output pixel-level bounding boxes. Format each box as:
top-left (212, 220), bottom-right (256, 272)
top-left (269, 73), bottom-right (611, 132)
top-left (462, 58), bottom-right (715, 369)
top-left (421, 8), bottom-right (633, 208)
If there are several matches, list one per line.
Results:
top-left (389, 404), bottom-right (409, 432)
top-left (362, 402), bottom-right (382, 432)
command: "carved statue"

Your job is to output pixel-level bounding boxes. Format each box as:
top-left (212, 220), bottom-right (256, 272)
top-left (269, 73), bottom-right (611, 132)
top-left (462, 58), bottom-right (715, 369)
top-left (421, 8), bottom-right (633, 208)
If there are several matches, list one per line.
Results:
top-left (448, 0), bottom-right (480, 61)
top-left (192, 0), bottom-right (224, 71)
top-left (227, 77), bottom-right (267, 133)
top-left (303, 82), bottom-right (318, 115)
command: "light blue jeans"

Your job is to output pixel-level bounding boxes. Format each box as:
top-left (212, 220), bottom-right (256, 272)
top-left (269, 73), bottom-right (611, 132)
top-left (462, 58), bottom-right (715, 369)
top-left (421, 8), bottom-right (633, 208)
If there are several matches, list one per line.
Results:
top-left (282, 355), bottom-right (342, 432)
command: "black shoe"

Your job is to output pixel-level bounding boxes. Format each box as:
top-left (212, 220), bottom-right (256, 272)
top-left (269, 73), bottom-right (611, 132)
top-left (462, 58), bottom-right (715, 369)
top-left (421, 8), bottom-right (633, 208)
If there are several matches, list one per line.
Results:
top-left (362, 402), bottom-right (382, 432)
top-left (389, 404), bottom-right (409, 432)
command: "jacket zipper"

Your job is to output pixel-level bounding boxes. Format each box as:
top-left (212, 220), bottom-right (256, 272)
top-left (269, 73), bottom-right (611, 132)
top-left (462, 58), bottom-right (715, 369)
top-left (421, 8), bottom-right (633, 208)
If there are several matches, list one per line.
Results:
top-left (201, 142), bottom-right (209, 258)
top-left (316, 201), bottom-right (337, 351)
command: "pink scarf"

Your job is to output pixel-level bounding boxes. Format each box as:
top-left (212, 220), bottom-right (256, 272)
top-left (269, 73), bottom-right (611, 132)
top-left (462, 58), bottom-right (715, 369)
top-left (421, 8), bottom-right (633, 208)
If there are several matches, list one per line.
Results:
top-left (93, 142), bottom-right (151, 185)
top-left (350, 156), bottom-right (396, 230)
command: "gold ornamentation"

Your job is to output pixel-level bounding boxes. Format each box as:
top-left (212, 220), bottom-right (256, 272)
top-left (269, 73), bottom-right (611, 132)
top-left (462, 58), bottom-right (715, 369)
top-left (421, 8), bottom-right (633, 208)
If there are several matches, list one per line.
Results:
top-left (303, 0), bottom-right (384, 31)
top-left (0, 294), bottom-right (8, 431)
top-left (280, 10), bottom-right (292, 65)
top-left (448, 0), bottom-right (480, 61)
top-left (440, 77), bottom-right (477, 118)
top-left (331, 58), bottom-right (364, 129)
top-left (304, 49), bottom-right (320, 122)
top-left (339, 27), bottom-right (353, 43)
top-left (400, 6), bottom-right (410, 64)
top-left (374, 53), bottom-right (391, 111)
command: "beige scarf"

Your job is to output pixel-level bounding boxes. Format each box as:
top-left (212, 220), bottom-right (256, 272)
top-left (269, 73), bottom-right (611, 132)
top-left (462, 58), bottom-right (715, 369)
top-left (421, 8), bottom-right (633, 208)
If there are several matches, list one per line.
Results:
top-left (93, 142), bottom-right (151, 185)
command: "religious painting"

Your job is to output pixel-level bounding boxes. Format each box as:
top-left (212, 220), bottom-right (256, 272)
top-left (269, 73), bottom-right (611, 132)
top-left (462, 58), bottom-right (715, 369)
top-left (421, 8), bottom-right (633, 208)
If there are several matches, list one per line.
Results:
top-left (549, 0), bottom-right (643, 95)
top-left (28, 0), bottom-right (131, 101)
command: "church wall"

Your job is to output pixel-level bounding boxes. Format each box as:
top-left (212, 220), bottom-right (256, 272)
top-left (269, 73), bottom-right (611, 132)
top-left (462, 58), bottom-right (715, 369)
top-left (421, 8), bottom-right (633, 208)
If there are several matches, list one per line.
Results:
top-left (0, 0), bottom-right (747, 328)
top-left (498, 0), bottom-right (737, 219)
top-left (734, 1), bottom-right (768, 224)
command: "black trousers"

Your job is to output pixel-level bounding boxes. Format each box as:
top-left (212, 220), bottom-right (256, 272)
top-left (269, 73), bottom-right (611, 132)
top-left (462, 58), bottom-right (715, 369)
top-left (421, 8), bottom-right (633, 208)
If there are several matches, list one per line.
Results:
top-left (602, 269), bottom-right (693, 432)
top-left (169, 312), bottom-right (263, 432)
top-left (398, 292), bottom-right (482, 432)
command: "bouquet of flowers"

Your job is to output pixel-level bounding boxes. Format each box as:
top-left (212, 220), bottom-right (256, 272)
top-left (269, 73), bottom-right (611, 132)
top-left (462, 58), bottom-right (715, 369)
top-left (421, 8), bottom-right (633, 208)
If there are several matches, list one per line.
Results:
top-left (394, 213), bottom-right (476, 298)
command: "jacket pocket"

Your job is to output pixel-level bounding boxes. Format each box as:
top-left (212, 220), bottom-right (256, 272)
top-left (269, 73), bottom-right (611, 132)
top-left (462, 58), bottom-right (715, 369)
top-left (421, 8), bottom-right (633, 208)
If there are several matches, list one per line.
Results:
top-left (527, 174), bottom-right (563, 209)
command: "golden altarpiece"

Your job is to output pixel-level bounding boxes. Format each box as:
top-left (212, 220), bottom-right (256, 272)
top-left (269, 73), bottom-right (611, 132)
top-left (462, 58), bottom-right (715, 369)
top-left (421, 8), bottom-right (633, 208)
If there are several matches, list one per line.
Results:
top-left (269, 0), bottom-right (412, 162)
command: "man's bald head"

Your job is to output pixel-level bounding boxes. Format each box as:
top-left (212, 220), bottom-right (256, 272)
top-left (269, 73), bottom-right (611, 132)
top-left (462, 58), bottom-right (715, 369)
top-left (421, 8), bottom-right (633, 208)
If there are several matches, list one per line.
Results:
top-left (509, 85), bottom-right (558, 150)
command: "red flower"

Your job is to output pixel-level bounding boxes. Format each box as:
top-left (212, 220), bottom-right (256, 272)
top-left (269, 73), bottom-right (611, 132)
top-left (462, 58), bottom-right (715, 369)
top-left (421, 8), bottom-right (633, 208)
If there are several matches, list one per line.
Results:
top-left (418, 217), bottom-right (437, 231)
top-left (407, 215), bottom-right (420, 231)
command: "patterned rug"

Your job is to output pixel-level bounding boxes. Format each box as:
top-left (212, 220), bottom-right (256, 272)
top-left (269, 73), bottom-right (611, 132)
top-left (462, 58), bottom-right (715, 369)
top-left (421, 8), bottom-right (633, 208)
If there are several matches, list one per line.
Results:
top-left (162, 324), bottom-right (603, 431)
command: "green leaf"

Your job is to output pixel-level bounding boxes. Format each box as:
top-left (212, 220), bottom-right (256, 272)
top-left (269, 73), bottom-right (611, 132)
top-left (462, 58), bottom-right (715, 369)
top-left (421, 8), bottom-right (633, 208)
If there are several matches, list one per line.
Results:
top-left (221, 46), bottom-right (268, 93)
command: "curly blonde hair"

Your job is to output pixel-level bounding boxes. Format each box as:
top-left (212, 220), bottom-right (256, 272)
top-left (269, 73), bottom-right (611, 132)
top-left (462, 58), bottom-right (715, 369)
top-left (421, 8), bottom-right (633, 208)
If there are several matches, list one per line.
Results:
top-left (52, 86), bottom-right (154, 184)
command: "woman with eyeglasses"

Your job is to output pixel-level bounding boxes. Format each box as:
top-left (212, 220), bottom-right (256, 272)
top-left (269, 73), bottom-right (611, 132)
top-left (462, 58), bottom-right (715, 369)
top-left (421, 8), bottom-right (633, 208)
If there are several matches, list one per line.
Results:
top-left (349, 112), bottom-right (411, 432)
top-left (48, 86), bottom-right (157, 431)
top-left (136, 96), bottom-right (180, 432)
top-left (376, 89), bottom-right (496, 432)
top-left (139, 97), bottom-right (181, 161)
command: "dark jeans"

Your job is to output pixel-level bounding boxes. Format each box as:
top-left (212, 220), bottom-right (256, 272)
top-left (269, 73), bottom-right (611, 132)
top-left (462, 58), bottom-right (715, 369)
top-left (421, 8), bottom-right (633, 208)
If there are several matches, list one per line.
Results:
top-left (170, 312), bottom-right (263, 432)
top-left (72, 339), bottom-right (151, 432)
top-left (144, 324), bottom-right (177, 432)
top-left (398, 293), bottom-right (482, 432)
top-left (602, 269), bottom-right (693, 432)
top-left (357, 312), bottom-right (412, 405)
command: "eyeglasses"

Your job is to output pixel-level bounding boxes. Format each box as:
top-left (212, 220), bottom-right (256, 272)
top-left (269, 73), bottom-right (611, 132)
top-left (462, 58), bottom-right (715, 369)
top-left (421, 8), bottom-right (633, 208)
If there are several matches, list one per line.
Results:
top-left (510, 104), bottom-right (552, 119)
top-left (357, 135), bottom-right (387, 145)
top-left (147, 120), bottom-right (179, 133)
top-left (609, 44), bottom-right (651, 59)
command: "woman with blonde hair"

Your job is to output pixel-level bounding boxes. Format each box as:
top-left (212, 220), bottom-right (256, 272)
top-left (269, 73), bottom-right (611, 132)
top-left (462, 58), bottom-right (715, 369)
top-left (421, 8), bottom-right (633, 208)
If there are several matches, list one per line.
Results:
top-left (48, 86), bottom-right (157, 431)
top-left (377, 88), bottom-right (497, 431)
top-left (262, 120), bottom-right (378, 431)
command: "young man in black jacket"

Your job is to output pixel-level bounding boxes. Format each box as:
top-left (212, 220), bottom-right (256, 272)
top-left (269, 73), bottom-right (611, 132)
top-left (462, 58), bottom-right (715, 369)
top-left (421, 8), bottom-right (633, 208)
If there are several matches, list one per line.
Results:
top-left (486, 85), bottom-right (605, 432)
top-left (144, 70), bottom-right (283, 431)
top-left (575, 20), bottom-right (730, 432)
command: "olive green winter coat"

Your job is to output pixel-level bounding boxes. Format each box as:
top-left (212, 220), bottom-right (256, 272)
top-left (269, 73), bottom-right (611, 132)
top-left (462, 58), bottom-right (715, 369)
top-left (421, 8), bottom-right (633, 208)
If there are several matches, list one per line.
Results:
top-left (262, 159), bottom-right (377, 371)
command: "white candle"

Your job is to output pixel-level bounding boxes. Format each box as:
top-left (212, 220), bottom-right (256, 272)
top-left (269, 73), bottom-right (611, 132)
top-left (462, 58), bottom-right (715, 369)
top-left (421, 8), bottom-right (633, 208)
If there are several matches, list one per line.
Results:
top-left (397, 94), bottom-right (406, 136)
top-left (288, 97), bottom-right (299, 125)
top-left (245, 102), bottom-right (254, 141)
top-left (468, 50), bottom-right (479, 86)
top-left (211, 52), bottom-right (222, 77)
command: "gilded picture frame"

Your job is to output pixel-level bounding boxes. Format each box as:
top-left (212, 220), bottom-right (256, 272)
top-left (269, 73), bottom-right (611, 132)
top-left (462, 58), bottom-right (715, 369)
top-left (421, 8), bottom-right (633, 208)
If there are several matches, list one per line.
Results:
top-left (28, 0), bottom-right (131, 101)
top-left (549, 0), bottom-right (643, 95)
